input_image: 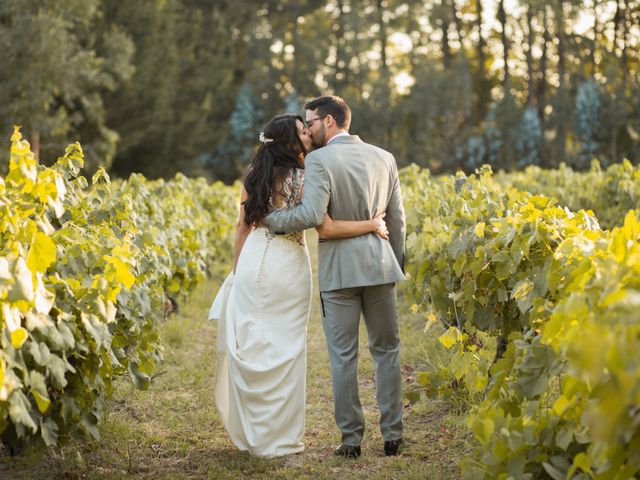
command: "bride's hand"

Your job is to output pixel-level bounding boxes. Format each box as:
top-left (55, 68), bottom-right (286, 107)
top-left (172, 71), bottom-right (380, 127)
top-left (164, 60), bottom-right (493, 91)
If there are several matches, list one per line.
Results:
top-left (372, 213), bottom-right (389, 240)
top-left (316, 213), bottom-right (333, 239)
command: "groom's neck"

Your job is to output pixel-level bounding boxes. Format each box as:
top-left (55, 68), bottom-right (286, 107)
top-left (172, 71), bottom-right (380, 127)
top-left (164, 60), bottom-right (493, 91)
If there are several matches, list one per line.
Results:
top-left (325, 129), bottom-right (349, 145)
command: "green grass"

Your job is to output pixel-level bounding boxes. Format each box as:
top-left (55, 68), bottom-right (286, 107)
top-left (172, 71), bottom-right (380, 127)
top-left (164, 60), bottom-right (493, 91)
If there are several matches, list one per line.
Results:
top-left (1, 231), bottom-right (469, 479)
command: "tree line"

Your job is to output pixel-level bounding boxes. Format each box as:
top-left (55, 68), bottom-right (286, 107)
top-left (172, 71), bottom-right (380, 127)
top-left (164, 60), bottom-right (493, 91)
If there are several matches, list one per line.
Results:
top-left (1, 0), bottom-right (638, 182)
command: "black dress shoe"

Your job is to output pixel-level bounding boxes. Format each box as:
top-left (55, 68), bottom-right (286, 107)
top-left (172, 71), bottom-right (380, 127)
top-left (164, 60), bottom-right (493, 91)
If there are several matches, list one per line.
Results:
top-left (334, 444), bottom-right (361, 458)
top-left (384, 439), bottom-right (403, 456)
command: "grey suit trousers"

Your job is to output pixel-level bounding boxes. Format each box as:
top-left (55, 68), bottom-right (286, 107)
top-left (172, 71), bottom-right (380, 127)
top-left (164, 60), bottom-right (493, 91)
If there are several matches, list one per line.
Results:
top-left (320, 283), bottom-right (403, 446)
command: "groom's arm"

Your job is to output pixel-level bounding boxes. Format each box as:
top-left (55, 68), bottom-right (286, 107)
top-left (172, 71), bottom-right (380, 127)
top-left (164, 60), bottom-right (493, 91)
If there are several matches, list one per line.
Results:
top-left (385, 157), bottom-right (406, 272)
top-left (265, 153), bottom-right (330, 233)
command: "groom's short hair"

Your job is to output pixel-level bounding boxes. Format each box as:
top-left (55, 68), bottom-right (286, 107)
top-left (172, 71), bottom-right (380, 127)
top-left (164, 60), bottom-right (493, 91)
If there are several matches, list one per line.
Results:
top-left (304, 96), bottom-right (351, 130)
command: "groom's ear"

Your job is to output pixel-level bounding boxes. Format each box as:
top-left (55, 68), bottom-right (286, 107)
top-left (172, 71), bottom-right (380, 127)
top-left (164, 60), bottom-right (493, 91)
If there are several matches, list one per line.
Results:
top-left (325, 114), bottom-right (335, 127)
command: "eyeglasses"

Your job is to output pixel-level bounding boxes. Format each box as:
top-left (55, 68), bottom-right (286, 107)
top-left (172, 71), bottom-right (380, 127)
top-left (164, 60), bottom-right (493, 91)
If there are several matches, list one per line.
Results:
top-left (306, 115), bottom-right (327, 128)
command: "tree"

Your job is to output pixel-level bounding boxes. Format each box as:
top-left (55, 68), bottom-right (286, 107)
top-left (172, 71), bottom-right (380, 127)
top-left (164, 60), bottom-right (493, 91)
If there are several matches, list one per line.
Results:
top-left (207, 85), bottom-right (263, 183)
top-left (524, 2), bottom-right (535, 105)
top-left (472, 0), bottom-right (492, 123)
top-left (0, 0), bottom-right (134, 172)
top-left (104, 0), bottom-right (262, 179)
top-left (551, 0), bottom-right (569, 165)
top-left (516, 106), bottom-right (544, 167)
top-left (497, 0), bottom-right (510, 91)
top-left (431, 0), bottom-right (453, 69)
top-left (575, 79), bottom-right (602, 168)
top-left (3, 0), bottom-right (638, 177)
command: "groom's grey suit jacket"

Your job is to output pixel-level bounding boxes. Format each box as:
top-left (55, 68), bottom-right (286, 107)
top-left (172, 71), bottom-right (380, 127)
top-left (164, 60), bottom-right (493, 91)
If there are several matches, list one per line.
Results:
top-left (265, 135), bottom-right (406, 292)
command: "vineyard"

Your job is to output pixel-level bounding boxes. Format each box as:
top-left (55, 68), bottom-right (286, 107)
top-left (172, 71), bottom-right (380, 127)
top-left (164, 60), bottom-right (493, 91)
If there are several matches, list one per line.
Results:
top-left (2, 134), bottom-right (640, 479)
top-left (0, 129), bottom-right (237, 453)
top-left (402, 163), bottom-right (640, 478)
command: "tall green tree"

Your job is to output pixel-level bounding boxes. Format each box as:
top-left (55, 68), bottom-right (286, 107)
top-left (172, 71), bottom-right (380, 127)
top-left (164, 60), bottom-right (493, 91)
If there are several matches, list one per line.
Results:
top-left (0, 0), bottom-right (134, 172)
top-left (103, 0), bottom-right (262, 179)
top-left (3, 0), bottom-right (638, 178)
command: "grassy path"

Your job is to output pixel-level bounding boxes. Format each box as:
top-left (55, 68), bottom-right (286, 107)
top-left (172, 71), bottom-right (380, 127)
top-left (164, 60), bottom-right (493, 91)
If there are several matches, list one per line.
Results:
top-left (2, 231), bottom-right (467, 479)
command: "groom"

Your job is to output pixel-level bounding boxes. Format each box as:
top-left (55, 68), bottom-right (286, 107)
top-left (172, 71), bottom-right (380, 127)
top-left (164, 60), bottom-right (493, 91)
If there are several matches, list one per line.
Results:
top-left (265, 95), bottom-right (406, 458)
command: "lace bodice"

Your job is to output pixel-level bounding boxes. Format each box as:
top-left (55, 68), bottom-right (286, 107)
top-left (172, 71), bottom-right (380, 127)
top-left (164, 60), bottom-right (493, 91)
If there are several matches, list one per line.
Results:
top-left (265, 168), bottom-right (305, 245)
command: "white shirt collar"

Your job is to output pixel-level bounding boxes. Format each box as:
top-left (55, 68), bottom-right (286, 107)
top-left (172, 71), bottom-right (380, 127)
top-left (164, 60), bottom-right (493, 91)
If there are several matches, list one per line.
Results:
top-left (326, 132), bottom-right (350, 145)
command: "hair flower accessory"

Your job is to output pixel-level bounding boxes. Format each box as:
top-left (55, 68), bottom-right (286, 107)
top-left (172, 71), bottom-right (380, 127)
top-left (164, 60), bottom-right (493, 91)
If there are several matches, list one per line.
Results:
top-left (259, 132), bottom-right (274, 144)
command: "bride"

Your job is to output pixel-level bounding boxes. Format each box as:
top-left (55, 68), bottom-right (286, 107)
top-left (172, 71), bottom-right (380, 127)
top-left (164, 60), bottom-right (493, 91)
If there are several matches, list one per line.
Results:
top-left (209, 113), bottom-right (388, 457)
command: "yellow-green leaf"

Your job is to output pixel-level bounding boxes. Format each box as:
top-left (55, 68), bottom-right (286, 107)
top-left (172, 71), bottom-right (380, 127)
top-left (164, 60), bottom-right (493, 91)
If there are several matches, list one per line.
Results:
top-left (568, 452), bottom-right (593, 477)
top-left (599, 288), bottom-right (628, 308)
top-left (11, 327), bottom-right (28, 348)
top-left (552, 394), bottom-right (572, 416)
top-left (471, 417), bottom-right (495, 444)
top-left (104, 256), bottom-right (136, 289)
top-left (32, 390), bottom-right (51, 413)
top-left (439, 326), bottom-right (463, 349)
top-left (168, 276), bottom-right (182, 293)
top-left (111, 243), bottom-right (133, 260)
top-left (0, 358), bottom-right (5, 395)
top-left (473, 374), bottom-right (488, 393)
top-left (474, 222), bottom-right (486, 238)
top-left (26, 232), bottom-right (57, 273)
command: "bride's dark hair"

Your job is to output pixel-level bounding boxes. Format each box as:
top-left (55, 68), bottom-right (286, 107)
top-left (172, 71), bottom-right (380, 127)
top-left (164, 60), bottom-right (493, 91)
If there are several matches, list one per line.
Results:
top-left (243, 113), bottom-right (307, 226)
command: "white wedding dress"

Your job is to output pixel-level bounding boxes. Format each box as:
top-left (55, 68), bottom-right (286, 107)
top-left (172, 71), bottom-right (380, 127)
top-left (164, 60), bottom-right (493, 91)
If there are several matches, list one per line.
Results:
top-left (209, 169), bottom-right (312, 457)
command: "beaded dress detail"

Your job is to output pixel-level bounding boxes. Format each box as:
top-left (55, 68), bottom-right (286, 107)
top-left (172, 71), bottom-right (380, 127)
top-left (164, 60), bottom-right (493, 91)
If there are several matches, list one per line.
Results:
top-left (266, 168), bottom-right (305, 245)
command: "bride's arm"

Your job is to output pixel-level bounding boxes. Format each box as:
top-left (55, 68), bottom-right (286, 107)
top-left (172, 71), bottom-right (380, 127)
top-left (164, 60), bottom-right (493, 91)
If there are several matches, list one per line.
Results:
top-left (316, 213), bottom-right (388, 240)
top-left (233, 187), bottom-right (252, 273)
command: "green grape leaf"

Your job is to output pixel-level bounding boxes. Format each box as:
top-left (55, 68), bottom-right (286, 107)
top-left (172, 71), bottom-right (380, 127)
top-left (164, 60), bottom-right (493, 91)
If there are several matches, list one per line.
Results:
top-left (40, 417), bottom-right (59, 447)
top-left (555, 428), bottom-right (573, 450)
top-left (7, 258), bottom-right (35, 303)
top-left (8, 391), bottom-right (37, 433)
top-left (404, 390), bottom-right (421, 405)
